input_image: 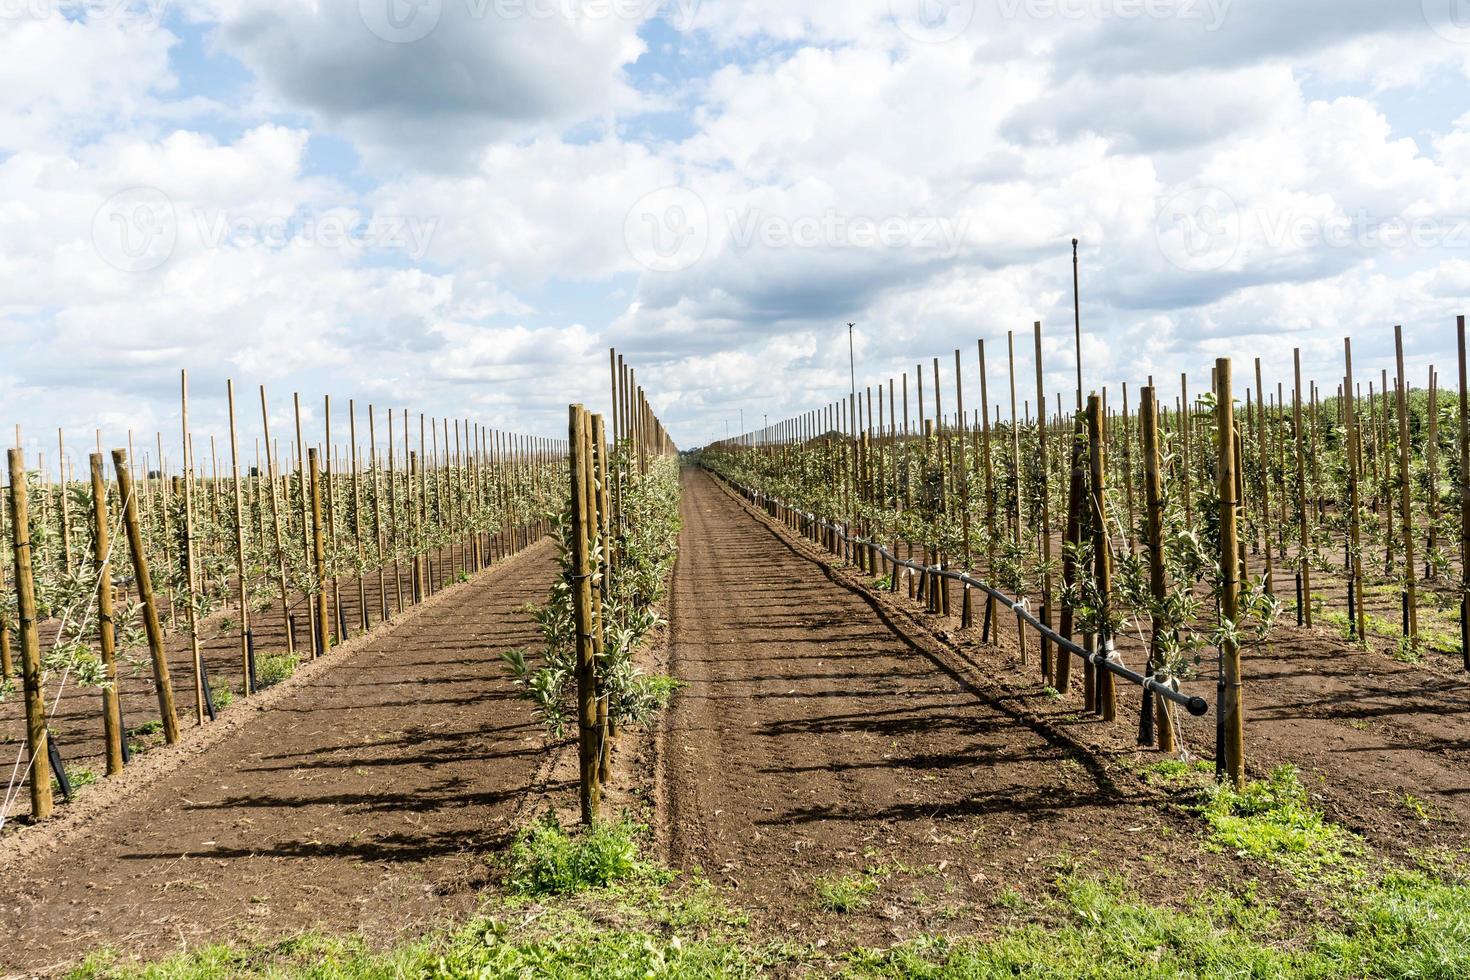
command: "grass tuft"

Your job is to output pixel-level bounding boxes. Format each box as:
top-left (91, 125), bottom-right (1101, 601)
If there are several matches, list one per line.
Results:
top-left (256, 653), bottom-right (298, 688)
top-left (1200, 765), bottom-right (1359, 879)
top-left (506, 815), bottom-right (662, 896)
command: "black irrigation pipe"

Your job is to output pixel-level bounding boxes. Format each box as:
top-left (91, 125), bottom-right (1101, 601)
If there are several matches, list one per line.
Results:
top-left (721, 474), bottom-right (1209, 719)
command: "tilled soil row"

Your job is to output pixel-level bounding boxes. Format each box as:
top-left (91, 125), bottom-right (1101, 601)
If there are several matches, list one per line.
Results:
top-left (0, 531), bottom-right (540, 825)
top-left (705, 470), bottom-right (1470, 868)
top-left (656, 469), bottom-right (1251, 949)
top-left (0, 539), bottom-right (559, 976)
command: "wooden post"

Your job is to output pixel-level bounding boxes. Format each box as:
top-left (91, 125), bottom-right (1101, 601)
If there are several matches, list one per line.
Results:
top-left (0, 475), bottom-right (11, 679)
top-left (1426, 368), bottom-right (1439, 581)
top-left (1344, 340), bottom-right (1367, 642)
top-left (1457, 316), bottom-right (1469, 672)
top-left (1292, 351), bottom-right (1311, 626)
top-left (1180, 374), bottom-right (1193, 526)
top-left (592, 414), bottom-right (614, 783)
top-left (1394, 326), bottom-right (1419, 647)
top-left (294, 394), bottom-right (318, 655)
top-left (57, 430), bottom-right (72, 575)
top-left (978, 341), bottom-right (997, 636)
top-left (1215, 358), bottom-right (1245, 788)
top-left (112, 449), bottom-right (179, 743)
top-left (180, 371), bottom-right (206, 724)
top-left (227, 381), bottom-right (252, 694)
top-left (568, 405), bottom-right (600, 824)
top-left (89, 454), bottom-right (125, 775)
top-left (351, 401), bottom-right (368, 631)
top-left (309, 448), bottom-right (331, 656)
top-left (1139, 388), bottom-right (1174, 751)
top-left (1086, 395), bottom-right (1115, 722)
top-left (1121, 383), bottom-right (1137, 555)
top-left (1032, 323), bottom-right (1053, 682)
top-left (1057, 416), bottom-right (1084, 695)
top-left (9, 449), bottom-right (53, 819)
top-left (259, 388), bottom-right (295, 655)
top-left (1254, 360), bottom-right (1274, 595)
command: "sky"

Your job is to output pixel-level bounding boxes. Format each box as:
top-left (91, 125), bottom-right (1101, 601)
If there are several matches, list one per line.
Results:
top-left (3, 0), bottom-right (1469, 464)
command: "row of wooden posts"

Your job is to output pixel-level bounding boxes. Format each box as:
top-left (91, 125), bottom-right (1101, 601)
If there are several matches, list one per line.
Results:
top-left (564, 349), bottom-right (676, 825)
top-left (728, 319), bottom-right (1470, 660)
top-left (714, 318), bottom-right (1470, 787)
top-left (3, 371), bottom-right (567, 823)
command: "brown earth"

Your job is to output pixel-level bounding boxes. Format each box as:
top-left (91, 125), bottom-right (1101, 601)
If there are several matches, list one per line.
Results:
top-left (0, 530), bottom-right (536, 826)
top-left (0, 539), bottom-right (560, 977)
top-left (704, 470), bottom-right (1470, 873)
top-left (656, 469), bottom-right (1254, 950)
top-left (4, 465), bottom-right (1467, 974)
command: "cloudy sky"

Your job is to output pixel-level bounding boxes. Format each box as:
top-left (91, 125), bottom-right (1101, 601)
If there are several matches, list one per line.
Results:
top-left (3, 0), bottom-right (1469, 462)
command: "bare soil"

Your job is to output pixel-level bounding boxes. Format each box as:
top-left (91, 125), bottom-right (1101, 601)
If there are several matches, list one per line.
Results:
top-left (656, 470), bottom-right (1255, 950)
top-left (0, 532), bottom-right (535, 826)
top-left (0, 539), bottom-right (559, 976)
top-left (705, 471), bottom-right (1470, 874)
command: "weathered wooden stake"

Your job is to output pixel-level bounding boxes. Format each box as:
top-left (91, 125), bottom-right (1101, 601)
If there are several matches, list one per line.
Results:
top-left (112, 449), bottom-right (179, 743)
top-left (1215, 359), bottom-right (1245, 788)
top-left (9, 448), bottom-right (53, 819)
top-left (309, 448), bottom-right (330, 657)
top-left (1393, 326), bottom-right (1419, 647)
top-left (1139, 388), bottom-right (1174, 751)
top-left (1086, 395), bottom-right (1116, 722)
top-left (568, 405), bottom-right (600, 824)
top-left (89, 454), bottom-right (125, 775)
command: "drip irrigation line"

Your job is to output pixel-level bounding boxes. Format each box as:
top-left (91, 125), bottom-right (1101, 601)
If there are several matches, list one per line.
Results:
top-left (723, 474), bottom-right (1210, 718)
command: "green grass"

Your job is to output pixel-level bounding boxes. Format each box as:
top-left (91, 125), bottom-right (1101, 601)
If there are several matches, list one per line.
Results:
top-left (844, 867), bottom-right (1470, 979)
top-left (815, 866), bottom-right (890, 913)
top-left (1200, 765), bottom-right (1360, 879)
top-left (1401, 794), bottom-right (1436, 823)
top-left (506, 815), bottom-right (665, 896)
top-left (256, 653), bottom-right (298, 688)
top-left (66, 774), bottom-right (1470, 979)
top-left (209, 687), bottom-right (234, 711)
top-left (71, 817), bottom-right (769, 979)
top-left (70, 902), bottom-right (771, 980)
top-left (55, 766), bottom-right (99, 796)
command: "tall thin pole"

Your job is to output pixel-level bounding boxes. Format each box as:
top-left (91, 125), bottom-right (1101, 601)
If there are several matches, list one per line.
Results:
top-left (1215, 358), bottom-right (1244, 788)
top-left (9, 448), bottom-right (53, 819)
top-left (1072, 238), bottom-right (1083, 413)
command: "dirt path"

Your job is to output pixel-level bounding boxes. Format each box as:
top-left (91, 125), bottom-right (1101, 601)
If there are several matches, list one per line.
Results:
top-left (0, 531), bottom-right (536, 819)
top-left (657, 469), bottom-right (1241, 946)
top-left (0, 540), bottom-right (558, 976)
